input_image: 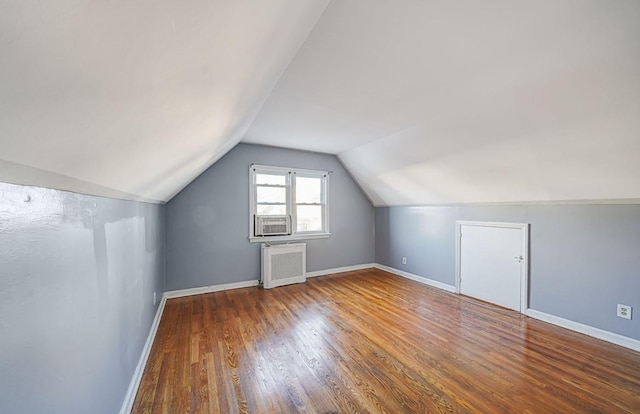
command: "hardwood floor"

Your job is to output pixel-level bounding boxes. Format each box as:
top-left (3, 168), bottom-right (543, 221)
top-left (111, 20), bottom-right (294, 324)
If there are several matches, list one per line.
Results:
top-left (132, 269), bottom-right (640, 413)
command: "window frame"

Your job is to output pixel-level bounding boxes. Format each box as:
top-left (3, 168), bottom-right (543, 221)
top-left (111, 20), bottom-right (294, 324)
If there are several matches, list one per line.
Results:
top-left (249, 164), bottom-right (330, 243)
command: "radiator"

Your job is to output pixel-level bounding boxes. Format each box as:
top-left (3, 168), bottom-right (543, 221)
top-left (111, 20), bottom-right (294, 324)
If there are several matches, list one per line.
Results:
top-left (261, 243), bottom-right (306, 289)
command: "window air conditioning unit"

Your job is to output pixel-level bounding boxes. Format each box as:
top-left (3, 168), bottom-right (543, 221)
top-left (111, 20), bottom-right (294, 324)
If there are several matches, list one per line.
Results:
top-left (261, 243), bottom-right (306, 289)
top-left (255, 215), bottom-right (291, 236)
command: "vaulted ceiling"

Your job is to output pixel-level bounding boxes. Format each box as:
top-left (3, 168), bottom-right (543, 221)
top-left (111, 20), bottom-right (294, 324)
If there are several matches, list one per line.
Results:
top-left (2, 0), bottom-right (639, 205)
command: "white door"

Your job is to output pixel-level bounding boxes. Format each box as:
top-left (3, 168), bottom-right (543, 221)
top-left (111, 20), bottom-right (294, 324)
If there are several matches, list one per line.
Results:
top-left (457, 222), bottom-right (528, 312)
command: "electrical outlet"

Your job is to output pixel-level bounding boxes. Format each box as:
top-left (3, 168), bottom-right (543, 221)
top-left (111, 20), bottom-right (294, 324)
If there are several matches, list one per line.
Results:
top-left (153, 291), bottom-right (157, 306)
top-left (617, 304), bottom-right (632, 320)
top-left (402, 256), bottom-right (407, 265)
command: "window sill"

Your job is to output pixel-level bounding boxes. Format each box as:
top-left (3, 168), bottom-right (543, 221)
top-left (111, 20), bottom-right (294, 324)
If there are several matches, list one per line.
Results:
top-left (249, 233), bottom-right (331, 244)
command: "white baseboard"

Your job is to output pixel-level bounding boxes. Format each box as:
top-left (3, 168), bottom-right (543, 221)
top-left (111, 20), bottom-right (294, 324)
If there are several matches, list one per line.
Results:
top-left (374, 263), bottom-right (456, 293)
top-left (306, 263), bottom-right (375, 278)
top-left (526, 309), bottom-right (640, 353)
top-left (164, 279), bottom-right (259, 299)
top-left (120, 279), bottom-right (260, 413)
top-left (119, 271), bottom-right (639, 414)
top-left (119, 296), bottom-right (167, 414)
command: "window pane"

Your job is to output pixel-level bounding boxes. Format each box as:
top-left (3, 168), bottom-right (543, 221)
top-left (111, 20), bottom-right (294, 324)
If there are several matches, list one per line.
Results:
top-left (256, 173), bottom-right (286, 185)
top-left (257, 204), bottom-right (286, 215)
top-left (296, 176), bottom-right (322, 204)
top-left (296, 205), bottom-right (322, 232)
top-left (257, 186), bottom-right (286, 203)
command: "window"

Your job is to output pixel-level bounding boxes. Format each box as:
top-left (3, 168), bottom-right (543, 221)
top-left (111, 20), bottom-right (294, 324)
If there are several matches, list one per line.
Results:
top-left (249, 164), bottom-right (330, 242)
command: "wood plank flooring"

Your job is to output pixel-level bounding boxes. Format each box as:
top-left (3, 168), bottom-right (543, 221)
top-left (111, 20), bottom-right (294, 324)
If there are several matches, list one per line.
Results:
top-left (132, 269), bottom-right (640, 413)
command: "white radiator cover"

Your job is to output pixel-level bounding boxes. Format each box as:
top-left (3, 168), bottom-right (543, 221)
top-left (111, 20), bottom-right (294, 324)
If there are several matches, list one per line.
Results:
top-left (261, 243), bottom-right (306, 289)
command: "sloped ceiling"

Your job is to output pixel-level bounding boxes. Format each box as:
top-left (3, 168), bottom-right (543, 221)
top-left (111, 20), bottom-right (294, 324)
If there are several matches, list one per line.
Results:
top-left (245, 0), bottom-right (640, 206)
top-left (2, 1), bottom-right (639, 206)
top-left (0, 0), bottom-right (330, 203)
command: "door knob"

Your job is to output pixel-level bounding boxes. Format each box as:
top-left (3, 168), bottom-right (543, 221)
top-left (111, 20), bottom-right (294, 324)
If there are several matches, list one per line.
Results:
top-left (514, 255), bottom-right (523, 260)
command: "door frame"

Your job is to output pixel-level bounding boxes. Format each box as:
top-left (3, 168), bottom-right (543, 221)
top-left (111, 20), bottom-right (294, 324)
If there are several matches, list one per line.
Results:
top-left (455, 221), bottom-right (529, 313)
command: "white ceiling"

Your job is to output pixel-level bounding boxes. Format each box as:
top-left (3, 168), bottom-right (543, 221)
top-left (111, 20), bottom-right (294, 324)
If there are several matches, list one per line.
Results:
top-left (2, 0), bottom-right (639, 205)
top-left (245, 0), bottom-right (640, 206)
top-left (0, 0), bottom-right (330, 202)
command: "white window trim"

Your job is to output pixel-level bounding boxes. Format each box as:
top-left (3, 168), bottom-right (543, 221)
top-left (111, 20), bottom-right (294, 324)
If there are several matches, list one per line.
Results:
top-left (249, 164), bottom-right (331, 243)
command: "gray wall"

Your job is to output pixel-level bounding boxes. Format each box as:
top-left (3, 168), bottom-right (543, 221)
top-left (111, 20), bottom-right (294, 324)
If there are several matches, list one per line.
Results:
top-left (165, 143), bottom-right (374, 291)
top-left (0, 182), bottom-right (165, 414)
top-left (376, 204), bottom-right (640, 340)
